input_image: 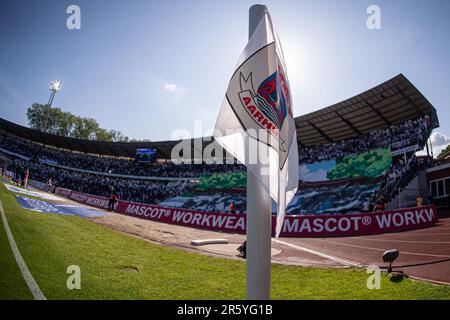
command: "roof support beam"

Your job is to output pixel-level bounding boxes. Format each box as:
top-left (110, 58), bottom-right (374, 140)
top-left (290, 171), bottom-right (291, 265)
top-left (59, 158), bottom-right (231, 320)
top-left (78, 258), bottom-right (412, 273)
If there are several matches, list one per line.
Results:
top-left (363, 99), bottom-right (391, 126)
top-left (307, 121), bottom-right (333, 143)
top-left (295, 135), bottom-right (306, 149)
top-left (335, 111), bottom-right (362, 135)
top-left (396, 87), bottom-right (425, 117)
top-left (106, 144), bottom-right (117, 157)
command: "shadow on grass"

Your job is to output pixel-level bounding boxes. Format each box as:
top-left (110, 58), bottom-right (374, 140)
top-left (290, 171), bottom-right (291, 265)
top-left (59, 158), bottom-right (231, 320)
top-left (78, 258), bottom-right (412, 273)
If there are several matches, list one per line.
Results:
top-left (389, 272), bottom-right (406, 283)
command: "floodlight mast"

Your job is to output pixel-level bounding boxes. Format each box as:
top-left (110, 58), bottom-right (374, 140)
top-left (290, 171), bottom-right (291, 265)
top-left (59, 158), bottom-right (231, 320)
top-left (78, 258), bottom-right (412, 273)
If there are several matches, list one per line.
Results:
top-left (48, 80), bottom-right (61, 107)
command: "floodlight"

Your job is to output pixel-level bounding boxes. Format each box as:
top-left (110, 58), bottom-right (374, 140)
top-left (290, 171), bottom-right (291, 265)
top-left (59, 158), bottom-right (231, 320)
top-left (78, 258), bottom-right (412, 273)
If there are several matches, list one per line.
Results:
top-left (50, 79), bottom-right (61, 92)
top-left (47, 79), bottom-right (61, 106)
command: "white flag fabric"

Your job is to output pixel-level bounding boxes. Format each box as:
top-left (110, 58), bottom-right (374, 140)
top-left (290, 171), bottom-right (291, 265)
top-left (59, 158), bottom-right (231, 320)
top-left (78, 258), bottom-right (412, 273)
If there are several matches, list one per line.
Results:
top-left (214, 9), bottom-right (299, 237)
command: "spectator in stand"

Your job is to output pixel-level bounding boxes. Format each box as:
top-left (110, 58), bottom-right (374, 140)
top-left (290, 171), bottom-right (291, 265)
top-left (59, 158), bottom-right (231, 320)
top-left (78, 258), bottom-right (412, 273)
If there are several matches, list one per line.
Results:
top-left (362, 199), bottom-right (370, 212)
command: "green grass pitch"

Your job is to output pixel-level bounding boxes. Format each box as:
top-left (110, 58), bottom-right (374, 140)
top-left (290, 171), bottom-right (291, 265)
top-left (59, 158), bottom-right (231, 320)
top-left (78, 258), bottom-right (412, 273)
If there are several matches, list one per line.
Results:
top-left (0, 182), bottom-right (449, 300)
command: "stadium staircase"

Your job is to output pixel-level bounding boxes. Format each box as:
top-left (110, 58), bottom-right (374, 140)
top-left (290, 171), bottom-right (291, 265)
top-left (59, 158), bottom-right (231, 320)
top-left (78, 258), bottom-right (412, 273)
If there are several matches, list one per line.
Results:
top-left (387, 159), bottom-right (429, 210)
top-left (386, 125), bottom-right (433, 210)
top-left (387, 174), bottom-right (419, 210)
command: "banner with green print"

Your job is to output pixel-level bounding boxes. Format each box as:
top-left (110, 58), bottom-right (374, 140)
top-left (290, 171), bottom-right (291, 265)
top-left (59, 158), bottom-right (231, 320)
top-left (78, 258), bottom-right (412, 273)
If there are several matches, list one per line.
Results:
top-left (300, 148), bottom-right (392, 182)
top-left (197, 172), bottom-right (246, 190)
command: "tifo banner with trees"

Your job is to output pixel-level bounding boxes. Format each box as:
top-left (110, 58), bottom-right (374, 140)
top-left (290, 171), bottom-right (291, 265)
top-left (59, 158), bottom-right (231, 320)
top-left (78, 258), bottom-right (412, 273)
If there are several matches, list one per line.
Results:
top-left (197, 172), bottom-right (247, 190)
top-left (300, 147), bottom-right (392, 182)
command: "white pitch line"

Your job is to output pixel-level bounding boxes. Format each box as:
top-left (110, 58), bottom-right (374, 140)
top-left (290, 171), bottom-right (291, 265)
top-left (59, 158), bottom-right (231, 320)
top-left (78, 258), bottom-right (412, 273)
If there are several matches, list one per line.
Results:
top-left (273, 239), bottom-right (363, 267)
top-left (407, 275), bottom-right (450, 286)
top-left (0, 200), bottom-right (46, 300)
top-left (370, 233), bottom-right (450, 236)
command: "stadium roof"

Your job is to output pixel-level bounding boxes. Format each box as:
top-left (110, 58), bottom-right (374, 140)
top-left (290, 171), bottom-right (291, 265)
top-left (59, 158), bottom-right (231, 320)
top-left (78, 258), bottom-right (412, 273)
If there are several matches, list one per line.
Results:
top-left (0, 116), bottom-right (185, 159)
top-left (295, 73), bottom-right (439, 147)
top-left (0, 74), bottom-right (439, 159)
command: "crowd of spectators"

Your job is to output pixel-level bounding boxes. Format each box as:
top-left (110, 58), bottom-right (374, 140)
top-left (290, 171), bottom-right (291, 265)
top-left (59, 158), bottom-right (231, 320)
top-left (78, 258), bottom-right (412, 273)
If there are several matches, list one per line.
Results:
top-left (1, 117), bottom-right (432, 176)
top-left (0, 116), bottom-right (435, 211)
top-left (299, 117), bottom-right (432, 163)
top-left (0, 130), bottom-right (245, 178)
top-left (7, 158), bottom-right (191, 204)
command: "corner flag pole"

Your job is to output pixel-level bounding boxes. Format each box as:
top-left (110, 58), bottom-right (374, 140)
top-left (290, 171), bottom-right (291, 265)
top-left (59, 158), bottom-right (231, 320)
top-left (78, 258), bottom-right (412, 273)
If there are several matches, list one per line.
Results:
top-left (246, 4), bottom-right (272, 301)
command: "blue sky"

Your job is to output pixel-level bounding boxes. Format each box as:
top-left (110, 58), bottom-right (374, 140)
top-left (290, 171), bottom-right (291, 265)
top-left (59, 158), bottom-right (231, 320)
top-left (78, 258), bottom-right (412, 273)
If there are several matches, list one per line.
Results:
top-left (0, 0), bottom-right (449, 152)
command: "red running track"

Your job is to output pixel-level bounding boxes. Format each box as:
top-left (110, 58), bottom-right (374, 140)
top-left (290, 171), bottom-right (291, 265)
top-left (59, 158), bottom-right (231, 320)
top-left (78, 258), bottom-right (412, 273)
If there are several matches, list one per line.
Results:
top-left (279, 210), bottom-right (450, 285)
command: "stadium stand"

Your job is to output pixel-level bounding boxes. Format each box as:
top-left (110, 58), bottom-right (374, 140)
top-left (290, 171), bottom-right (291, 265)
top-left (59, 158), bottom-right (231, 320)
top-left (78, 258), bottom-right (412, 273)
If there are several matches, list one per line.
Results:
top-left (0, 74), bottom-right (440, 214)
top-left (3, 158), bottom-right (191, 204)
top-left (299, 117), bottom-right (432, 163)
top-left (0, 130), bottom-right (245, 178)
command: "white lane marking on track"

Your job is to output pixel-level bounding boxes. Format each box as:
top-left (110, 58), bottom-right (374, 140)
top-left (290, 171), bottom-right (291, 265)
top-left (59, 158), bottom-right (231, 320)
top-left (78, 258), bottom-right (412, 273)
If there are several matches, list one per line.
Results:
top-left (277, 238), bottom-right (450, 286)
top-left (318, 239), bottom-right (450, 258)
top-left (0, 200), bottom-right (46, 300)
top-left (351, 238), bottom-right (450, 244)
top-left (274, 239), bottom-right (362, 267)
top-left (370, 233), bottom-right (450, 236)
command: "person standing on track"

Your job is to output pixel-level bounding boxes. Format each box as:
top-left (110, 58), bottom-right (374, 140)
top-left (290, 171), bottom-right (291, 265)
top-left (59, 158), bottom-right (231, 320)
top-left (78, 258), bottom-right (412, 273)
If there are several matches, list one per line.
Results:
top-left (22, 168), bottom-right (29, 189)
top-left (373, 194), bottom-right (387, 212)
top-left (416, 193), bottom-right (424, 207)
top-left (229, 201), bottom-right (237, 214)
top-left (14, 164), bottom-right (22, 186)
top-left (426, 191), bottom-right (434, 206)
top-left (108, 186), bottom-right (119, 212)
top-left (47, 178), bottom-right (53, 192)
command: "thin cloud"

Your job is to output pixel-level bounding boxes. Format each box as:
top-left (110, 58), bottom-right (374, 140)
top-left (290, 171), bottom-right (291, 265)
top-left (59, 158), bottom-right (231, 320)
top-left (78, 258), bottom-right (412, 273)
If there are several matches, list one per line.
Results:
top-left (163, 83), bottom-right (189, 102)
top-left (0, 69), bottom-right (29, 109)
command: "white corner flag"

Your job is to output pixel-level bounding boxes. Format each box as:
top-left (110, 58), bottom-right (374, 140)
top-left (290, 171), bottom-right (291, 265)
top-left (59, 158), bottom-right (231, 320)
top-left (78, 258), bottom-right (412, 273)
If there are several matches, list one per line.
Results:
top-left (214, 6), bottom-right (298, 239)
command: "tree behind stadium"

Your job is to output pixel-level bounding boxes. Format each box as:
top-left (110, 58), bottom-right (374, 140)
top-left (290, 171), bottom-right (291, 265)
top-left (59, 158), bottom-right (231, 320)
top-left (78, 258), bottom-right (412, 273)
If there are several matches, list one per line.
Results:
top-left (26, 103), bottom-right (129, 142)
